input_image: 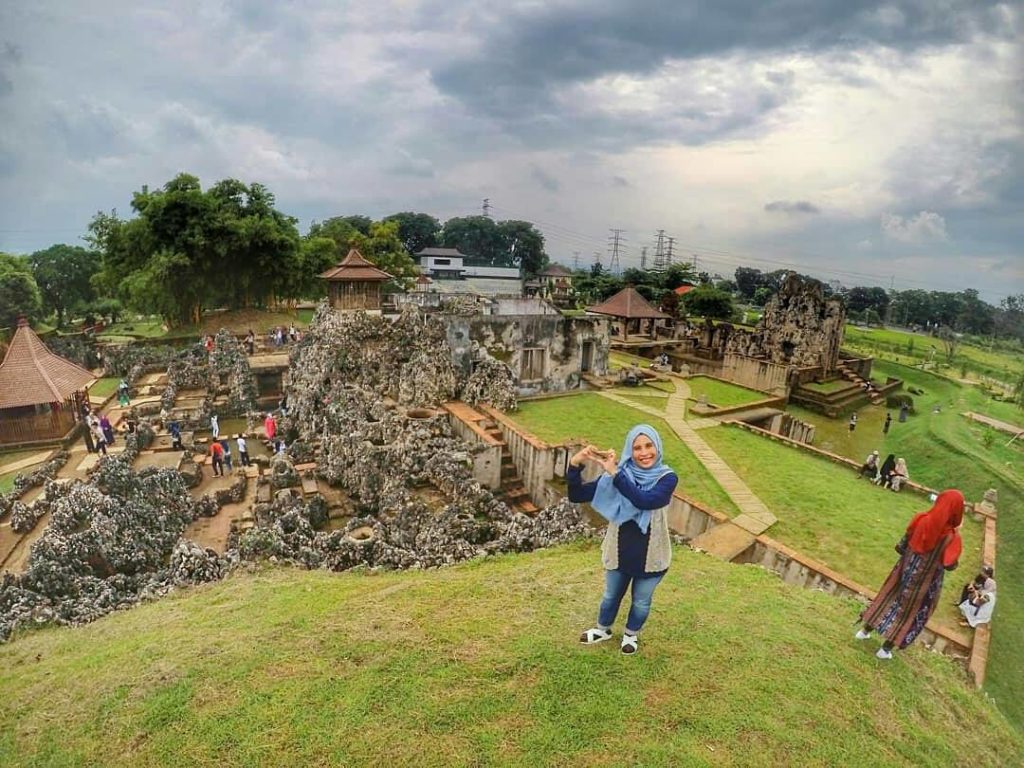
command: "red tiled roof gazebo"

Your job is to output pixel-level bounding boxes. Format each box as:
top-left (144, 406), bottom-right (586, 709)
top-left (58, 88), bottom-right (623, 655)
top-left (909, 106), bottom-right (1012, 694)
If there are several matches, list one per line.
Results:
top-left (0, 318), bottom-right (95, 445)
top-left (319, 249), bottom-right (393, 312)
top-left (586, 286), bottom-right (670, 339)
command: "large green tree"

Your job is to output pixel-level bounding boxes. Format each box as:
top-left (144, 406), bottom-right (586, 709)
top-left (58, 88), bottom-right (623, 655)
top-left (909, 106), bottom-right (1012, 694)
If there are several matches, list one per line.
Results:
top-left (88, 174), bottom-right (301, 327)
top-left (383, 212), bottom-right (441, 256)
top-left (350, 221), bottom-right (417, 287)
top-left (0, 253), bottom-right (43, 328)
top-left (27, 244), bottom-right (101, 328)
top-left (682, 285), bottom-right (735, 320)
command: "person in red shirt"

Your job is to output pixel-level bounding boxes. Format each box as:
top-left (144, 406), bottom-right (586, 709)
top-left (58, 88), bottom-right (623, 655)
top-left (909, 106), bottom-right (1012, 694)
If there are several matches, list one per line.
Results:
top-left (209, 440), bottom-right (224, 477)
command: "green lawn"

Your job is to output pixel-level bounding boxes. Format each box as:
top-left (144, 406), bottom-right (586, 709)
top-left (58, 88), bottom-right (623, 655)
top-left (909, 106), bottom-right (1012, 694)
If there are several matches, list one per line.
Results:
top-left (800, 379), bottom-right (856, 394)
top-left (0, 470), bottom-right (19, 494)
top-left (844, 326), bottom-right (1023, 385)
top-left (511, 393), bottom-right (740, 516)
top-left (609, 387), bottom-right (670, 412)
top-left (786, 359), bottom-right (1024, 727)
top-left (700, 425), bottom-right (982, 630)
top-left (687, 375), bottom-right (767, 407)
top-left (89, 377), bottom-right (120, 398)
top-left (1, 547), bottom-right (1020, 766)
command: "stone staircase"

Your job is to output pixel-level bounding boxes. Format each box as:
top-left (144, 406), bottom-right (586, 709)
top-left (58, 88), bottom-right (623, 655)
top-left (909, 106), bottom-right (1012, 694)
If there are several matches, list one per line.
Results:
top-left (837, 363), bottom-right (884, 405)
top-left (480, 420), bottom-right (540, 515)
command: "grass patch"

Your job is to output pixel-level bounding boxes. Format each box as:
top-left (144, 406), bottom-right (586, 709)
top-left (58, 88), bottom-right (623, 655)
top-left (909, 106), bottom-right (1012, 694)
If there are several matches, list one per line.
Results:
top-left (786, 359), bottom-right (1024, 727)
top-left (0, 548), bottom-right (1020, 766)
top-left (800, 379), bottom-right (856, 394)
top-left (89, 377), bottom-right (120, 398)
top-left (511, 393), bottom-right (739, 516)
top-left (0, 470), bottom-right (19, 494)
top-left (701, 425), bottom-right (983, 630)
top-left (608, 388), bottom-right (670, 413)
top-left (687, 375), bottom-right (767, 407)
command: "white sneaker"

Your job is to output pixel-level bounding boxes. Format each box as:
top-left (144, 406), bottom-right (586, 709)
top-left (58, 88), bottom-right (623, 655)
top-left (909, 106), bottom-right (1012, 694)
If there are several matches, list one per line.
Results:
top-left (876, 647), bottom-right (893, 660)
top-left (854, 629), bottom-right (872, 640)
top-left (621, 633), bottom-right (639, 655)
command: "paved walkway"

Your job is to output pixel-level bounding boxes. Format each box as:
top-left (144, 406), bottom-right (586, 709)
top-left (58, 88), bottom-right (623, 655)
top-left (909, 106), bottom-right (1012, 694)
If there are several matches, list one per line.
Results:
top-left (962, 411), bottom-right (1023, 437)
top-left (598, 380), bottom-right (778, 538)
top-left (0, 451), bottom-right (52, 477)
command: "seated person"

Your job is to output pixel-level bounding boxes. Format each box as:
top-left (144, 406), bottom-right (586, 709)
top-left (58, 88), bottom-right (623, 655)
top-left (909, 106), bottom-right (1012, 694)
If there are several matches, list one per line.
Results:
top-left (875, 454), bottom-right (896, 486)
top-left (889, 457), bottom-right (910, 491)
top-left (959, 565), bottom-right (996, 628)
top-left (859, 450), bottom-right (880, 479)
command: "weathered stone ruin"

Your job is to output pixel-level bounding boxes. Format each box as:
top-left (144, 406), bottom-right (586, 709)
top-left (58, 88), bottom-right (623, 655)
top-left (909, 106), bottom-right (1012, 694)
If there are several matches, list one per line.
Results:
top-left (725, 273), bottom-right (845, 372)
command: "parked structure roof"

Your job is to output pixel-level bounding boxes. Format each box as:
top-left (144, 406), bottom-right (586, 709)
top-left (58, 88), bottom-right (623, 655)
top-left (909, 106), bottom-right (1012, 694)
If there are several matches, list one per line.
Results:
top-left (319, 249), bottom-right (393, 282)
top-left (586, 286), bottom-right (670, 319)
top-left (0, 318), bottom-right (95, 409)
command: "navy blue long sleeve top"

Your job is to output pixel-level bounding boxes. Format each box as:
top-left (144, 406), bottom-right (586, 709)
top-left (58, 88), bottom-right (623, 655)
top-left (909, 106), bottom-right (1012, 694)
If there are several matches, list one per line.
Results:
top-left (567, 464), bottom-right (678, 576)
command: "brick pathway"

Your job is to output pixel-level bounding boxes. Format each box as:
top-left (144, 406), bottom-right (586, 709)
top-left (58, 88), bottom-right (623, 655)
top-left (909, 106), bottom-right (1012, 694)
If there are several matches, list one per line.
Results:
top-left (0, 451), bottom-right (52, 477)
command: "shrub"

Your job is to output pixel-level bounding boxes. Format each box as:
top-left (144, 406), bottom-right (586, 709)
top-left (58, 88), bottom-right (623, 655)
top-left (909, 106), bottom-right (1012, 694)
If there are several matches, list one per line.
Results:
top-left (886, 393), bottom-right (915, 412)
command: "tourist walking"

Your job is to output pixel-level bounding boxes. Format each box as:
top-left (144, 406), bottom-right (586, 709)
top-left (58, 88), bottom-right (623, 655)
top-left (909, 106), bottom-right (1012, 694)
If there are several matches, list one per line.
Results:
top-left (883, 413), bottom-right (892, 435)
top-left (117, 379), bottom-right (131, 407)
top-left (236, 434), bottom-right (250, 467)
top-left (169, 420), bottom-right (182, 450)
top-left (568, 424), bottom-right (679, 655)
top-left (244, 329), bottom-right (255, 356)
top-left (219, 437), bottom-right (233, 474)
top-left (209, 440), bottom-right (225, 477)
top-left (899, 404), bottom-right (909, 423)
top-left (82, 410), bottom-right (96, 453)
top-left (99, 414), bottom-right (115, 446)
top-left (204, 334), bottom-right (215, 353)
top-left (848, 413), bottom-right (858, 433)
top-left (91, 420), bottom-right (107, 456)
top-left (264, 412), bottom-right (277, 442)
top-left (210, 413), bottom-right (219, 440)
top-left (854, 489), bottom-right (964, 659)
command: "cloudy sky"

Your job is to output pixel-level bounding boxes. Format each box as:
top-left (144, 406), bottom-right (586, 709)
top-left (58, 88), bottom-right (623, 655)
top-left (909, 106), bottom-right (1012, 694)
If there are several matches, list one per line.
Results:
top-left (1, 1), bottom-right (1022, 302)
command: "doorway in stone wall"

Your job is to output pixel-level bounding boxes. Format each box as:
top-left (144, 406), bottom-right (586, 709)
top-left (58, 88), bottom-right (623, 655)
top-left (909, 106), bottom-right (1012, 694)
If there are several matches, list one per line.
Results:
top-left (581, 342), bottom-right (593, 372)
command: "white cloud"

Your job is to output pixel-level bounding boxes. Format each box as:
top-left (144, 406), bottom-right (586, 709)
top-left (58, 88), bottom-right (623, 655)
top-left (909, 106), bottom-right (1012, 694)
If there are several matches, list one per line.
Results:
top-left (880, 211), bottom-right (949, 243)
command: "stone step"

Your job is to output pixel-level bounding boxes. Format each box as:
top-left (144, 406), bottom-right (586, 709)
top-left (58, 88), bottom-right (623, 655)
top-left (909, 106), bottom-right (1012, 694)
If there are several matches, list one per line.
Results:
top-left (690, 522), bottom-right (756, 561)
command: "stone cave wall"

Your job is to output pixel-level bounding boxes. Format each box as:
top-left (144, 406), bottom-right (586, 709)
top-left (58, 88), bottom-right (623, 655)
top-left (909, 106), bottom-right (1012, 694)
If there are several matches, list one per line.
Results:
top-left (446, 315), bottom-right (610, 395)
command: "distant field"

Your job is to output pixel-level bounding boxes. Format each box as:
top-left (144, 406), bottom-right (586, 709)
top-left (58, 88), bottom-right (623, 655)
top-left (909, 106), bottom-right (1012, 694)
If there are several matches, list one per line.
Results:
top-left (98, 308), bottom-right (317, 342)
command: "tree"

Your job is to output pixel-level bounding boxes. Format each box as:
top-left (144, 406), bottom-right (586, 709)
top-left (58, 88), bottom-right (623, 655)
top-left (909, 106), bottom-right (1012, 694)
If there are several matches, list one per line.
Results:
top-left (26, 244), bottom-right (101, 328)
top-left (441, 216), bottom-right (503, 263)
top-left (734, 267), bottom-right (763, 299)
top-left (845, 286), bottom-right (890, 317)
top-left (497, 220), bottom-right (547, 275)
top-left (88, 174), bottom-right (301, 327)
top-left (383, 212), bottom-right (441, 256)
top-left (956, 289), bottom-right (994, 335)
top-left (0, 253), bottom-right (44, 328)
top-left (752, 286), bottom-right (774, 306)
top-left (1014, 370), bottom-right (1024, 411)
top-left (663, 262), bottom-right (698, 290)
top-left (350, 220), bottom-right (418, 288)
top-left (937, 326), bottom-right (959, 364)
top-left (683, 285), bottom-right (735, 319)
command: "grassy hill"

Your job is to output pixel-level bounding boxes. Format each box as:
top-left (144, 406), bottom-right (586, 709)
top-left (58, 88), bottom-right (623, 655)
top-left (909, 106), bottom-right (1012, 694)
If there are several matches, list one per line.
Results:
top-left (1, 544), bottom-right (1020, 767)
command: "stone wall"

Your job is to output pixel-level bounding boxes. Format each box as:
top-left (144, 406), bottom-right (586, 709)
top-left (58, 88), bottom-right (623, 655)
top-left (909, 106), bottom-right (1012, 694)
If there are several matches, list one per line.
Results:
top-left (446, 315), bottom-right (610, 396)
top-left (720, 354), bottom-right (792, 395)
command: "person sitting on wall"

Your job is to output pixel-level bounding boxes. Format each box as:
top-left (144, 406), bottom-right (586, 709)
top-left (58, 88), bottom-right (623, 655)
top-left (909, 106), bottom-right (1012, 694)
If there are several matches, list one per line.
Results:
top-left (859, 450), bottom-right (880, 479)
top-left (889, 457), bottom-right (910, 492)
top-left (959, 565), bottom-right (996, 628)
top-left (874, 454), bottom-right (896, 487)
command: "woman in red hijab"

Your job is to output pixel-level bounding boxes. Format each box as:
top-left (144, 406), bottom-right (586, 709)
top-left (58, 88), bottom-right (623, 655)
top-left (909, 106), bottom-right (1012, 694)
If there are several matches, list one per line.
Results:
top-left (854, 489), bottom-right (964, 659)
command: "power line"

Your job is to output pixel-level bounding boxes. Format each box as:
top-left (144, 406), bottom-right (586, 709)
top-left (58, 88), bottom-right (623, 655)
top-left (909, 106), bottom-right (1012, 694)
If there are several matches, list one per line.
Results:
top-left (608, 229), bottom-right (624, 274)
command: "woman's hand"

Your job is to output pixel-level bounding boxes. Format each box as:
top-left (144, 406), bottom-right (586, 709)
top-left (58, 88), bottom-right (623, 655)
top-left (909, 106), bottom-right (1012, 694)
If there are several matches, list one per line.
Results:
top-left (595, 449), bottom-right (618, 476)
top-left (569, 444), bottom-right (596, 468)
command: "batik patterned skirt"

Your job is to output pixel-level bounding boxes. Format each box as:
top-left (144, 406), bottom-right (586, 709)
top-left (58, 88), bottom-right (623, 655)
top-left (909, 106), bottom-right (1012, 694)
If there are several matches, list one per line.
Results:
top-left (861, 543), bottom-right (947, 650)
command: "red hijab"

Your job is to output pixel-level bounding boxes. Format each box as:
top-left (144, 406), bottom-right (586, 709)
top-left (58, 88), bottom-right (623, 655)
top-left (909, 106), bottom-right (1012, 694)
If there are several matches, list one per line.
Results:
top-left (906, 489), bottom-right (964, 566)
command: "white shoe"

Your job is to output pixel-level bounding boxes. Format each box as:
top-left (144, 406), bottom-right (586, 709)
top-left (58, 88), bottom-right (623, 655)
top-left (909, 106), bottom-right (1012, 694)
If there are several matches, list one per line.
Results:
top-left (621, 633), bottom-right (639, 655)
top-left (876, 647), bottom-right (893, 660)
top-left (855, 629), bottom-right (872, 640)
top-left (579, 627), bottom-right (612, 645)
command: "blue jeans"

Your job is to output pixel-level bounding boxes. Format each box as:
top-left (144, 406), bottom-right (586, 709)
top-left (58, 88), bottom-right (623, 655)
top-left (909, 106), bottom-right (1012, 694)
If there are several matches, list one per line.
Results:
top-left (598, 569), bottom-right (665, 634)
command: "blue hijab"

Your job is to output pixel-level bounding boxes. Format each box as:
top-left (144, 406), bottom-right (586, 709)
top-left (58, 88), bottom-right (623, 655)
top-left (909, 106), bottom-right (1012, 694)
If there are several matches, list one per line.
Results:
top-left (591, 424), bottom-right (673, 533)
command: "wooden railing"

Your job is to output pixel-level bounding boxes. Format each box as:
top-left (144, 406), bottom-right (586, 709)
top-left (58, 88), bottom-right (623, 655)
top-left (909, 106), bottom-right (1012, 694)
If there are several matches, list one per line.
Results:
top-left (0, 411), bottom-right (77, 445)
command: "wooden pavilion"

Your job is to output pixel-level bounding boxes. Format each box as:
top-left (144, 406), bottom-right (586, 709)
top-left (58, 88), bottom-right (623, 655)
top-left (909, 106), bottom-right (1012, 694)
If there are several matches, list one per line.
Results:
top-left (0, 318), bottom-right (95, 445)
top-left (586, 286), bottom-right (671, 340)
top-left (319, 249), bottom-right (393, 312)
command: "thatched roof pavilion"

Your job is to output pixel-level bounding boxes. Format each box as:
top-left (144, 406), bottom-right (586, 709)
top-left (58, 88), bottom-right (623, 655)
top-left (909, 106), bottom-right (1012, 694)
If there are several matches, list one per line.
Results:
top-left (0, 318), bottom-right (95, 445)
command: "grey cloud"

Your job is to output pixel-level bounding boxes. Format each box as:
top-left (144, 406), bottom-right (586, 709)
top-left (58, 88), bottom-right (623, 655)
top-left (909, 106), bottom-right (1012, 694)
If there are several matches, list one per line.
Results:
top-left (47, 101), bottom-right (136, 159)
top-left (431, 1), bottom-right (1006, 135)
top-left (765, 200), bottom-right (821, 215)
top-left (388, 151), bottom-right (435, 178)
top-left (530, 164), bottom-right (560, 192)
top-left (612, 175), bottom-right (631, 188)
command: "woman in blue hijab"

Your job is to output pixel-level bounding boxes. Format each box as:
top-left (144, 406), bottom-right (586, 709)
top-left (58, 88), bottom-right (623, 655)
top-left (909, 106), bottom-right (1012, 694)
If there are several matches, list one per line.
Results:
top-left (567, 423), bottom-right (678, 655)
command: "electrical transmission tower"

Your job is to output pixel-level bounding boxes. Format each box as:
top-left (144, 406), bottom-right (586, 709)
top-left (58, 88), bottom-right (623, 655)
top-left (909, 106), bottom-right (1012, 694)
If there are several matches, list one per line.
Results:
top-left (593, 250), bottom-right (603, 270)
top-left (572, 251), bottom-right (581, 270)
top-left (666, 237), bottom-right (675, 266)
top-left (640, 246), bottom-right (647, 270)
top-left (608, 229), bottom-right (624, 274)
top-left (482, 198), bottom-right (492, 218)
top-left (652, 230), bottom-right (667, 271)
